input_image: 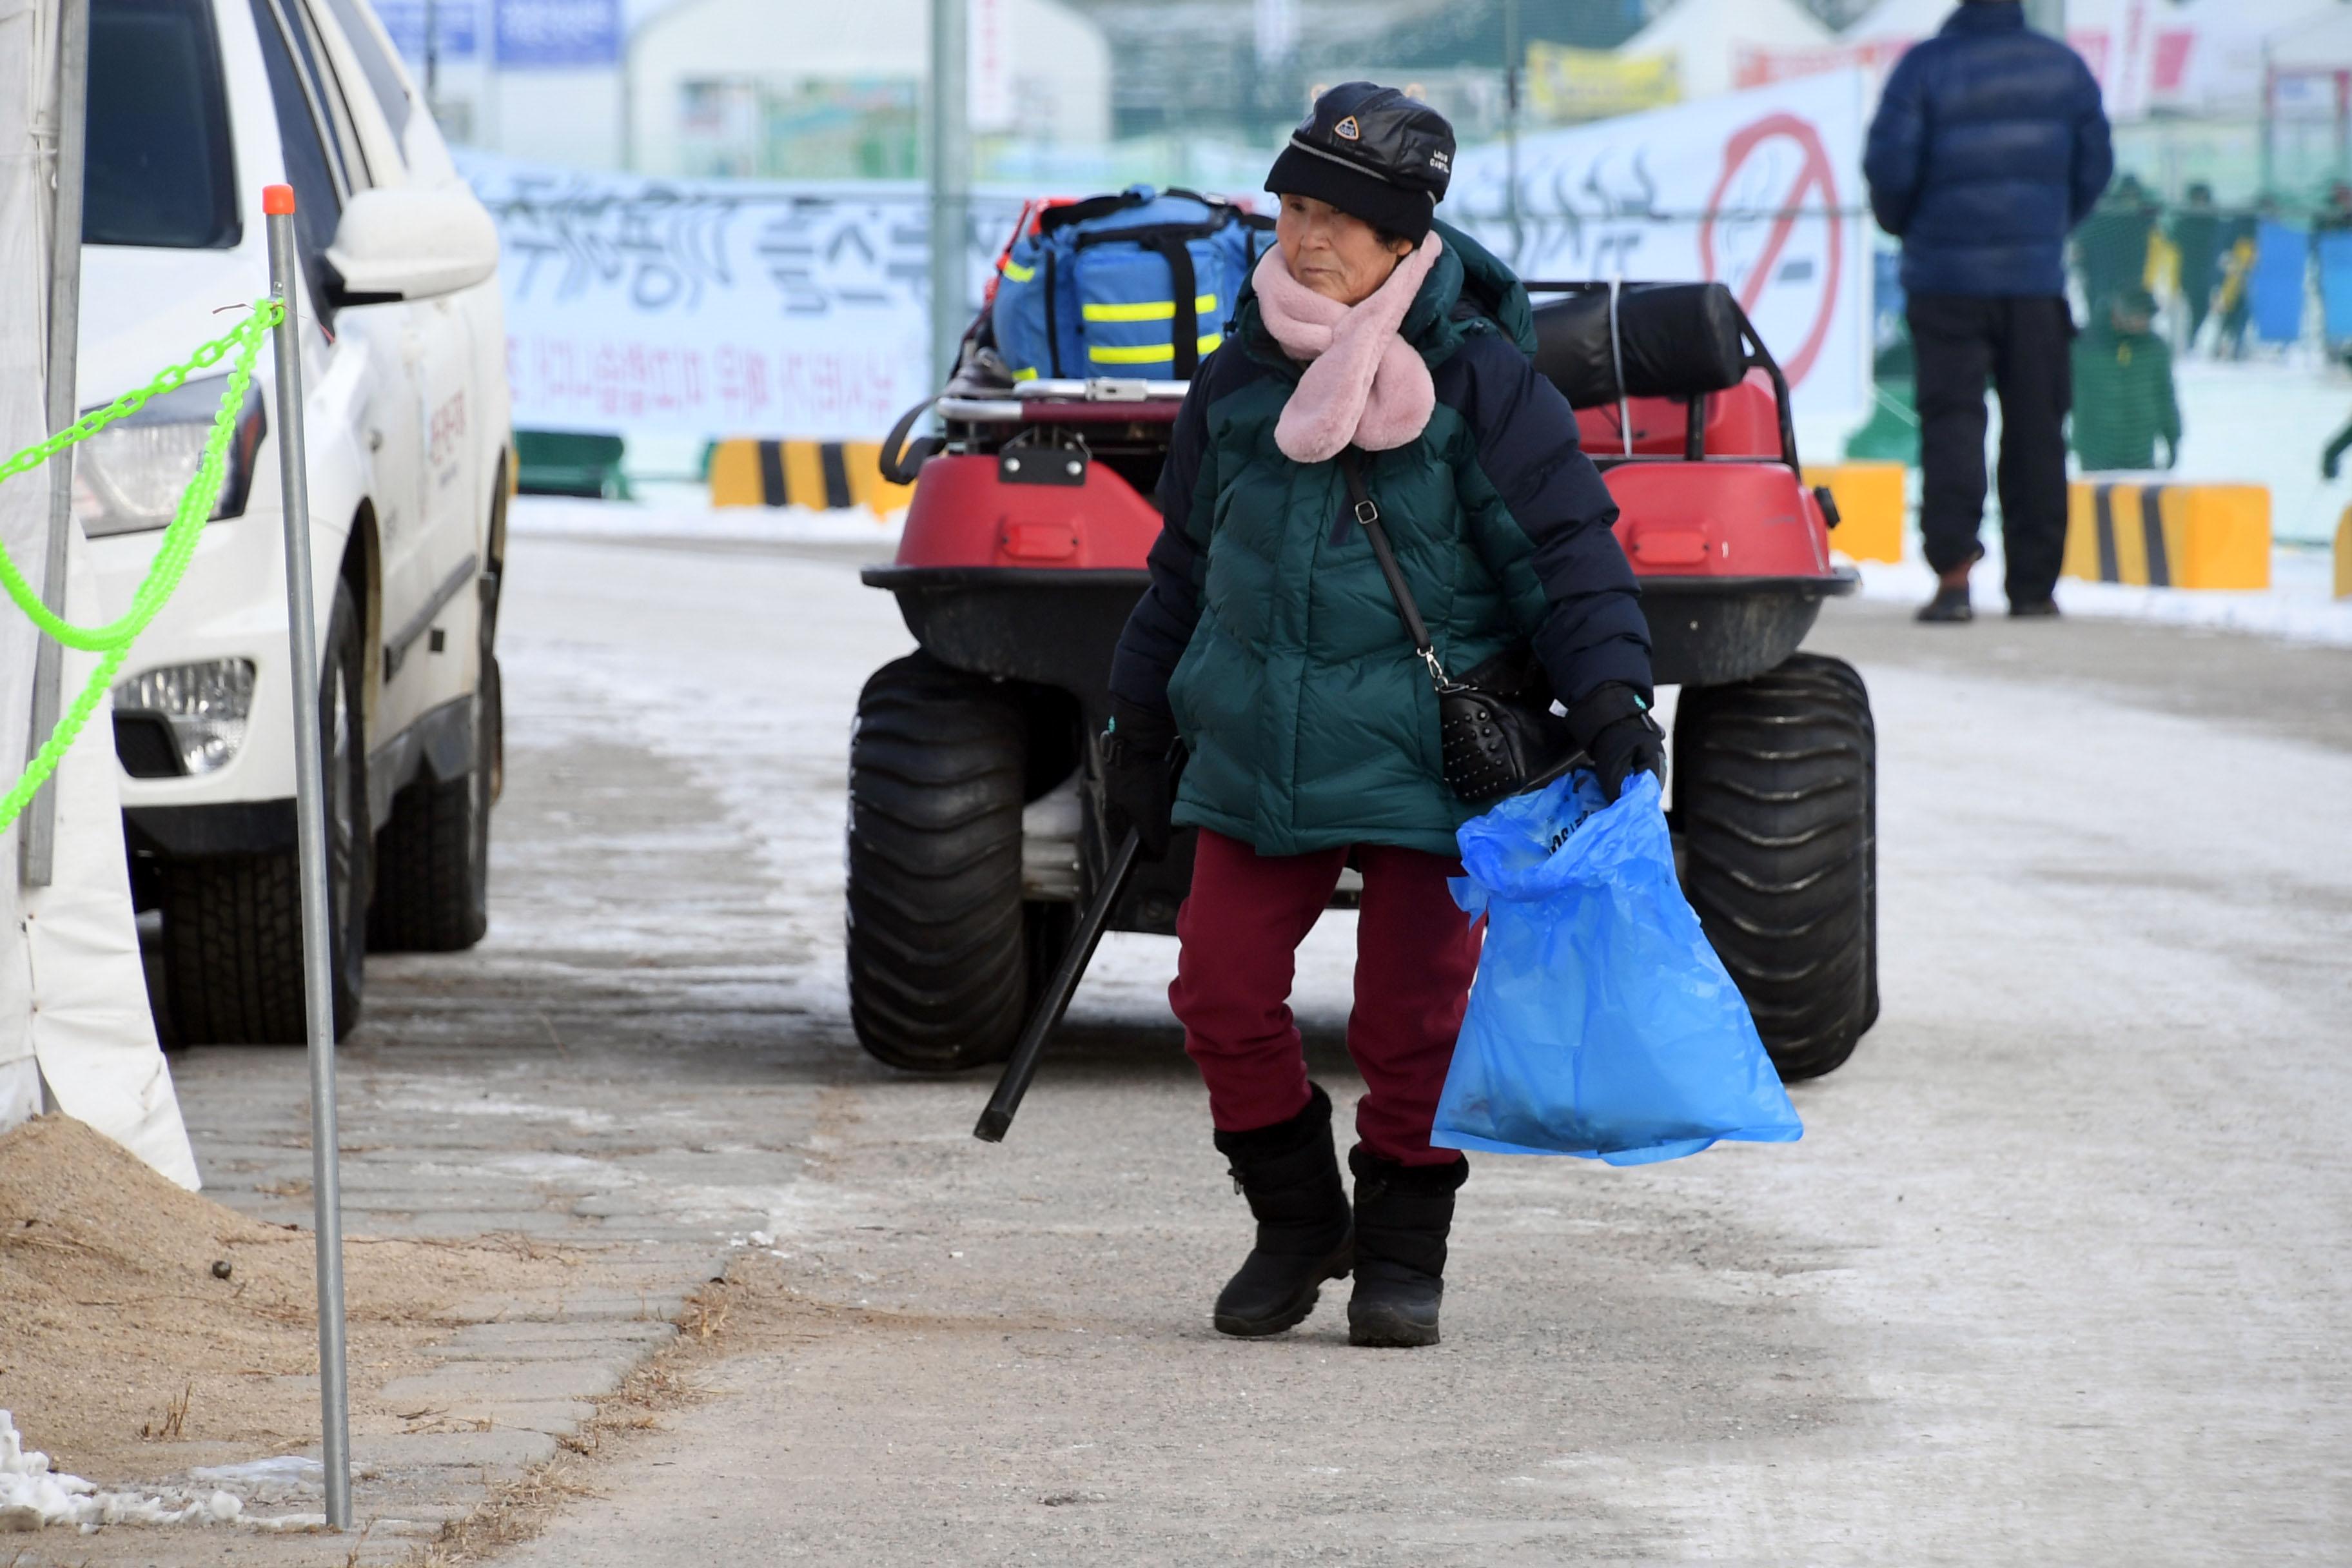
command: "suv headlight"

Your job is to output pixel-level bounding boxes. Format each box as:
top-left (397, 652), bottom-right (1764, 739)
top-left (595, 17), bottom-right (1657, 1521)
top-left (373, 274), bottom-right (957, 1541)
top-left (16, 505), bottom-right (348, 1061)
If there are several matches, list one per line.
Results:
top-left (74, 375), bottom-right (266, 538)
top-left (113, 659), bottom-right (256, 775)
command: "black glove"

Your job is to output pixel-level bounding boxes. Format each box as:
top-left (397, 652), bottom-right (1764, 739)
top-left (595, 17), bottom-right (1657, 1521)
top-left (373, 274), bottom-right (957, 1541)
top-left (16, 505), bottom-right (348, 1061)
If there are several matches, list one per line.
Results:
top-left (1101, 698), bottom-right (1179, 860)
top-left (1567, 682), bottom-right (1667, 804)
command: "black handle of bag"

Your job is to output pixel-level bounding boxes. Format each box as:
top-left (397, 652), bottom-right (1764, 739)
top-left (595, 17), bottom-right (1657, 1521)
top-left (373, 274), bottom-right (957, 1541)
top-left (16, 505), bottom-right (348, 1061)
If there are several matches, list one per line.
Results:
top-left (879, 395), bottom-right (945, 485)
top-left (1338, 449), bottom-right (1443, 682)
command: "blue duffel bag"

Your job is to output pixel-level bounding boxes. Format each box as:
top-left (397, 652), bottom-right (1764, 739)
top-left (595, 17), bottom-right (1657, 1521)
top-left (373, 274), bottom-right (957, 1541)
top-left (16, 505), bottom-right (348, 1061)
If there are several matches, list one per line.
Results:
top-left (992, 186), bottom-right (1274, 382)
top-left (1433, 771), bottom-right (1804, 1166)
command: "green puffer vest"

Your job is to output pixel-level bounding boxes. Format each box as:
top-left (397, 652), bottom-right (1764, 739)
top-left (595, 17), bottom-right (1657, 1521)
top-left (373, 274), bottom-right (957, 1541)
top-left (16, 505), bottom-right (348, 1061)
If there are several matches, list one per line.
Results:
top-left (1166, 224), bottom-right (1556, 858)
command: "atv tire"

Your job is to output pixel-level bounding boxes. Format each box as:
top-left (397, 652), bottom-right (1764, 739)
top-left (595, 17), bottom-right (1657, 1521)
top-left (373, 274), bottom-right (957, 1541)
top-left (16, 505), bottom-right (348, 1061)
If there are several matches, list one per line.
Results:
top-left (1673, 652), bottom-right (1876, 1081)
top-left (161, 581), bottom-right (370, 1044)
top-left (847, 653), bottom-right (1030, 1071)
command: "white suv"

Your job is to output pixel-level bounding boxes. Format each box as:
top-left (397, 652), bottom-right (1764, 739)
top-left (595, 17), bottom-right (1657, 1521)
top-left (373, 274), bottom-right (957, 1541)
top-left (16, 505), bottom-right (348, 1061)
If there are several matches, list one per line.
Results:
top-left (78, 0), bottom-right (510, 1042)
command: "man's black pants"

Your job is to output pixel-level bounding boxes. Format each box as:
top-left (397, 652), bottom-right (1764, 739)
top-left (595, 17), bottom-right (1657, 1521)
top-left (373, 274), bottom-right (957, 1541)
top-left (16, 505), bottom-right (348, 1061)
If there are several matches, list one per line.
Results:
top-left (1908, 293), bottom-right (2073, 605)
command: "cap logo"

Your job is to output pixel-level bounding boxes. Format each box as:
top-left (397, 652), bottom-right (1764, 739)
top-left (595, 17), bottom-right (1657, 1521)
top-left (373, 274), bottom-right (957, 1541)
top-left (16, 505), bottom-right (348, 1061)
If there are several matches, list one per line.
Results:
top-left (1333, 115), bottom-right (1360, 141)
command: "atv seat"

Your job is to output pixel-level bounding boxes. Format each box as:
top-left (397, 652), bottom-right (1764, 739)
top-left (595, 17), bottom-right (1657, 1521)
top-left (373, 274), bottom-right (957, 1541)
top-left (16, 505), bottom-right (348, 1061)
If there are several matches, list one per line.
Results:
top-left (1574, 371), bottom-right (1783, 461)
top-left (1527, 280), bottom-right (1799, 470)
top-left (1530, 282), bottom-right (1748, 407)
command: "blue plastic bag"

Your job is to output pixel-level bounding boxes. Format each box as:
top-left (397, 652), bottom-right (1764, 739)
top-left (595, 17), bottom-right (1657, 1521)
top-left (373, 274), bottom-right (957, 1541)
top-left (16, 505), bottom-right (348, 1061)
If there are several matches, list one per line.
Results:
top-left (1432, 770), bottom-right (1802, 1165)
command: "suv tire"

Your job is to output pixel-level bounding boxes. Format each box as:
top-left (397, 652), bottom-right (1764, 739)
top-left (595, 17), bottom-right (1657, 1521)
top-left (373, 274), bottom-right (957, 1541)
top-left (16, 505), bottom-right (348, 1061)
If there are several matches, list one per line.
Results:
top-left (161, 580), bottom-right (371, 1044)
top-left (1673, 652), bottom-right (1877, 1081)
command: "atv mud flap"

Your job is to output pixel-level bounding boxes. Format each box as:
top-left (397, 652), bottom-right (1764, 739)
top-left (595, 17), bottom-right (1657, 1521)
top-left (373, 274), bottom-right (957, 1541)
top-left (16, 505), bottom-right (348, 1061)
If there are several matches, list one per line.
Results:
top-left (1642, 571), bottom-right (1858, 688)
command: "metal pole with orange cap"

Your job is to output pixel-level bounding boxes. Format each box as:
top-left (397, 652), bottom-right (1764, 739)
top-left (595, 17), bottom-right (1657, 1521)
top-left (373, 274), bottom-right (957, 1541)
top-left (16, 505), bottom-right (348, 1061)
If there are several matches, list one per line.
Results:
top-left (262, 180), bottom-right (353, 1531)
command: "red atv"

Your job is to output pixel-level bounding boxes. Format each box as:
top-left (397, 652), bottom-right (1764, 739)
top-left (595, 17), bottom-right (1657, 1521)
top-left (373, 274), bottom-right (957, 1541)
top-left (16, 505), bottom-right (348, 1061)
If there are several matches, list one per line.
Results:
top-left (852, 280), bottom-right (1876, 1084)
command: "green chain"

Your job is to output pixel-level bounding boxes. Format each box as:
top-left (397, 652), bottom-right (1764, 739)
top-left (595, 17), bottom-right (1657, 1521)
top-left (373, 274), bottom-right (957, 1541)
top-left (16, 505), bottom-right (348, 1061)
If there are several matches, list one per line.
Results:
top-left (0, 299), bottom-right (284, 833)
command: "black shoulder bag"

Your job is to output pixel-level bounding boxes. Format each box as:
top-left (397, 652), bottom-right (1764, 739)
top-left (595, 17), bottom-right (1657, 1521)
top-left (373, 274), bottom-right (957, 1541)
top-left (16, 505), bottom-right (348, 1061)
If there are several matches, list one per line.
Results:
top-left (1337, 450), bottom-right (1582, 803)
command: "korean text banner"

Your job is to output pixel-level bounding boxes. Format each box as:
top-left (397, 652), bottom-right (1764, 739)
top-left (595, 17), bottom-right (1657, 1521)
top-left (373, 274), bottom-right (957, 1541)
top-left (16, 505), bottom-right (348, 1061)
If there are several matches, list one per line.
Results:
top-left (457, 153), bottom-right (1019, 441)
top-left (1451, 71), bottom-right (1872, 421)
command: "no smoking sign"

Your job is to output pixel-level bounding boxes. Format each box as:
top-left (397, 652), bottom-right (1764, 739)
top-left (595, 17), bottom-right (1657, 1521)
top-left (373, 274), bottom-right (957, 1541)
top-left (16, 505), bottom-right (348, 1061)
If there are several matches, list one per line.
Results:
top-left (1699, 113), bottom-right (1845, 389)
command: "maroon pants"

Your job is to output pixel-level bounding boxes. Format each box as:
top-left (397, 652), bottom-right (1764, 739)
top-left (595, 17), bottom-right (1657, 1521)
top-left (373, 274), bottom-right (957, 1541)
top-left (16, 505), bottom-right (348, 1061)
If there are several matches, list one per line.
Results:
top-left (1170, 828), bottom-right (1482, 1166)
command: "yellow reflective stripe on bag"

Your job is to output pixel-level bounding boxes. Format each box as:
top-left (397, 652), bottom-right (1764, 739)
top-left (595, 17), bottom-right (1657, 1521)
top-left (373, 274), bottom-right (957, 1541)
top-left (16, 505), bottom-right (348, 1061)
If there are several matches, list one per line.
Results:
top-left (1087, 332), bottom-right (1223, 365)
top-left (1079, 293), bottom-right (1219, 324)
top-left (1000, 257), bottom-right (1037, 284)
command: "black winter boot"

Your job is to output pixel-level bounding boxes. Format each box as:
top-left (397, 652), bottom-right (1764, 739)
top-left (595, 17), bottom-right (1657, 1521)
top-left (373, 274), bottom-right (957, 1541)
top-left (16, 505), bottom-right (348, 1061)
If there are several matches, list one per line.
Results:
top-left (1347, 1149), bottom-right (1467, 1348)
top-left (1210, 1084), bottom-right (1354, 1337)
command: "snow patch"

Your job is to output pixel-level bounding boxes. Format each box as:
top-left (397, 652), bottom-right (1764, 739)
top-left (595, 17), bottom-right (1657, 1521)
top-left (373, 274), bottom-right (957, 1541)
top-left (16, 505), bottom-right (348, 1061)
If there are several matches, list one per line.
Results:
top-left (0, 1410), bottom-right (240, 1532)
top-left (1850, 545), bottom-right (2352, 647)
top-left (509, 492), bottom-right (903, 549)
top-left (185, 1455), bottom-right (323, 1491)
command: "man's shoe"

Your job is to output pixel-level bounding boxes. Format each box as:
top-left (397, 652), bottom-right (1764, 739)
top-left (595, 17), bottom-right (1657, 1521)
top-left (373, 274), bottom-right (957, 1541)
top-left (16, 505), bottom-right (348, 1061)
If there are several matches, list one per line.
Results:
top-left (2008, 598), bottom-right (2062, 619)
top-left (1915, 585), bottom-right (1974, 623)
top-left (1211, 1085), bottom-right (1354, 1337)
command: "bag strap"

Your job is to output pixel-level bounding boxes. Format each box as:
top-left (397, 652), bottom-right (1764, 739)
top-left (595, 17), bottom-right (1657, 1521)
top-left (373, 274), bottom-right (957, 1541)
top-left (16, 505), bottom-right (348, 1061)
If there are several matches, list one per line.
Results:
top-left (1337, 449), bottom-right (1447, 686)
top-left (1144, 236), bottom-right (1204, 378)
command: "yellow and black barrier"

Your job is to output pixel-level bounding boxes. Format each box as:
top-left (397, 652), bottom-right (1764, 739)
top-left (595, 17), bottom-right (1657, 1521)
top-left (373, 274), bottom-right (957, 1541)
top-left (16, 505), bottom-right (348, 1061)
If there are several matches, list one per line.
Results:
top-left (1802, 460), bottom-right (1906, 564)
top-left (2063, 479), bottom-right (2269, 590)
top-left (709, 439), bottom-right (913, 515)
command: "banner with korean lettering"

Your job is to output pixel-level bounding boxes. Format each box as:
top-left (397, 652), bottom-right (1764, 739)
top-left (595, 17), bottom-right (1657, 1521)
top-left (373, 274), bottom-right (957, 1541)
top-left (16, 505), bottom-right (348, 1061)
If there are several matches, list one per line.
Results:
top-left (1449, 71), bottom-right (1872, 420)
top-left (457, 153), bottom-right (1021, 440)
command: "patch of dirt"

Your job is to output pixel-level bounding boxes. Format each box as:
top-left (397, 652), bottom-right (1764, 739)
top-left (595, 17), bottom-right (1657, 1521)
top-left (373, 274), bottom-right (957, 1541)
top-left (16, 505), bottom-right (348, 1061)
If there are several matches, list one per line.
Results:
top-left (0, 1115), bottom-right (579, 1485)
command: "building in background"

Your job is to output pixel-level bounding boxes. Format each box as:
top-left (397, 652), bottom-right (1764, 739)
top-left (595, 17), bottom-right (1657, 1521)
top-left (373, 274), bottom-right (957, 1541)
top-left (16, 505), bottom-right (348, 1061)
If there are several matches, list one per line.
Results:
top-left (628, 0), bottom-right (1108, 177)
top-left (375, 0), bottom-right (631, 166)
top-left (375, 0), bottom-right (1108, 174)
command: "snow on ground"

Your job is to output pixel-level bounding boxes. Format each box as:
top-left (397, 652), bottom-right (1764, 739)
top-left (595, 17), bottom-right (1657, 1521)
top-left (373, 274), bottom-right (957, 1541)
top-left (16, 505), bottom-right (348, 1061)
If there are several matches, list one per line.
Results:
top-left (511, 484), bottom-right (905, 549)
top-left (1850, 538), bottom-right (2352, 647)
top-left (0, 1412), bottom-right (239, 1531)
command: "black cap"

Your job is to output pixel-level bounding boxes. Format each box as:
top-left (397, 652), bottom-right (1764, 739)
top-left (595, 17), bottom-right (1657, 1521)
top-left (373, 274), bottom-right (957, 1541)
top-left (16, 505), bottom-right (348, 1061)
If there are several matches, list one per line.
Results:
top-left (1266, 82), bottom-right (1455, 244)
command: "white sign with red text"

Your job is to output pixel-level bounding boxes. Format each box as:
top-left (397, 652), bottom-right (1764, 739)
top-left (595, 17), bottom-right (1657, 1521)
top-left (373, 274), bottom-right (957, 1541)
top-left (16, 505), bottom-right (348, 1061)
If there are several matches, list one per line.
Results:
top-left (1450, 72), bottom-right (1872, 421)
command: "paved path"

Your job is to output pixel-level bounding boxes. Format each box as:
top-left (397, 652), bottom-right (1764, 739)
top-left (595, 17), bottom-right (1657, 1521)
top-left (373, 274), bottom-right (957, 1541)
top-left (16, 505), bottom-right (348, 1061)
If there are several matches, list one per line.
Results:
top-left (70, 531), bottom-right (2352, 1563)
top-left (487, 536), bottom-right (2344, 1565)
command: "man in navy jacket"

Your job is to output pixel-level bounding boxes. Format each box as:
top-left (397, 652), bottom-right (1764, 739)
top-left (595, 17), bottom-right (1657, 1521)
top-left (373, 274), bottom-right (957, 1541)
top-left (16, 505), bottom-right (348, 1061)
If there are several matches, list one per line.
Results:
top-left (1865, 0), bottom-right (2112, 621)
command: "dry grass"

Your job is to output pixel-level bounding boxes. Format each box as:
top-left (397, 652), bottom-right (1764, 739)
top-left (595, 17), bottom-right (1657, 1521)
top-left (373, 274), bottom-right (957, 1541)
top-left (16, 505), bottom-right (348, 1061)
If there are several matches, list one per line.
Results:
top-left (680, 1282), bottom-right (732, 1342)
top-left (138, 1382), bottom-right (193, 1442)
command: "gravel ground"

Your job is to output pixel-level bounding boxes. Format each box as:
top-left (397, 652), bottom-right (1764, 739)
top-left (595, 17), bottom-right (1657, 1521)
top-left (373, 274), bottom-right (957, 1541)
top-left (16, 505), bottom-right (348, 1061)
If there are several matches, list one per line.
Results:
top-left (31, 529), bottom-right (2351, 1564)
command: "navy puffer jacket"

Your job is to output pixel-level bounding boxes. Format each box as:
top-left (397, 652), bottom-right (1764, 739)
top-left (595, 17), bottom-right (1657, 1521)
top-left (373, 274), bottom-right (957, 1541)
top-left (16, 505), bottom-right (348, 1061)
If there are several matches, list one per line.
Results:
top-left (1863, 1), bottom-right (2113, 298)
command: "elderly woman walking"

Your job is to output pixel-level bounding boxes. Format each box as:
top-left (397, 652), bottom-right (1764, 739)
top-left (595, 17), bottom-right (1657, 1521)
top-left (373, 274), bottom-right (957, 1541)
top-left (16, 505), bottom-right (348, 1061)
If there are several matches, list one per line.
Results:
top-left (1100, 83), bottom-right (1661, 1348)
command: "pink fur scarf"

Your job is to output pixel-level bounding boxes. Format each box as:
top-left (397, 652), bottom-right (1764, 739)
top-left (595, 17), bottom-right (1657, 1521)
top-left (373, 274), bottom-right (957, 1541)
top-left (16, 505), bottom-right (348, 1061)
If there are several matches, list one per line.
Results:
top-left (1253, 233), bottom-right (1442, 464)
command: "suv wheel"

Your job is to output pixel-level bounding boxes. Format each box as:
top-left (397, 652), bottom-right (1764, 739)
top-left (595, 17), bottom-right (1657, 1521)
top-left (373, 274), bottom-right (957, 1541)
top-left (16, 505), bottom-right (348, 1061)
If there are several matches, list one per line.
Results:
top-left (161, 580), bottom-right (370, 1044)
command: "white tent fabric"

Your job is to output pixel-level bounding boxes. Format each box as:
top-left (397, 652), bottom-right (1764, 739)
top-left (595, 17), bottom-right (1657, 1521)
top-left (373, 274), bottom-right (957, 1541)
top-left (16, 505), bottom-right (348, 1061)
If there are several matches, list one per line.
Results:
top-left (0, 0), bottom-right (200, 1189)
top-left (2165, 0), bottom-right (2346, 114)
top-left (0, 0), bottom-right (43, 1136)
top-left (1847, 0), bottom-right (2202, 119)
top-left (1620, 0), bottom-right (1836, 101)
top-left (2267, 7), bottom-right (2352, 72)
top-left (1842, 0), bottom-right (1955, 45)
